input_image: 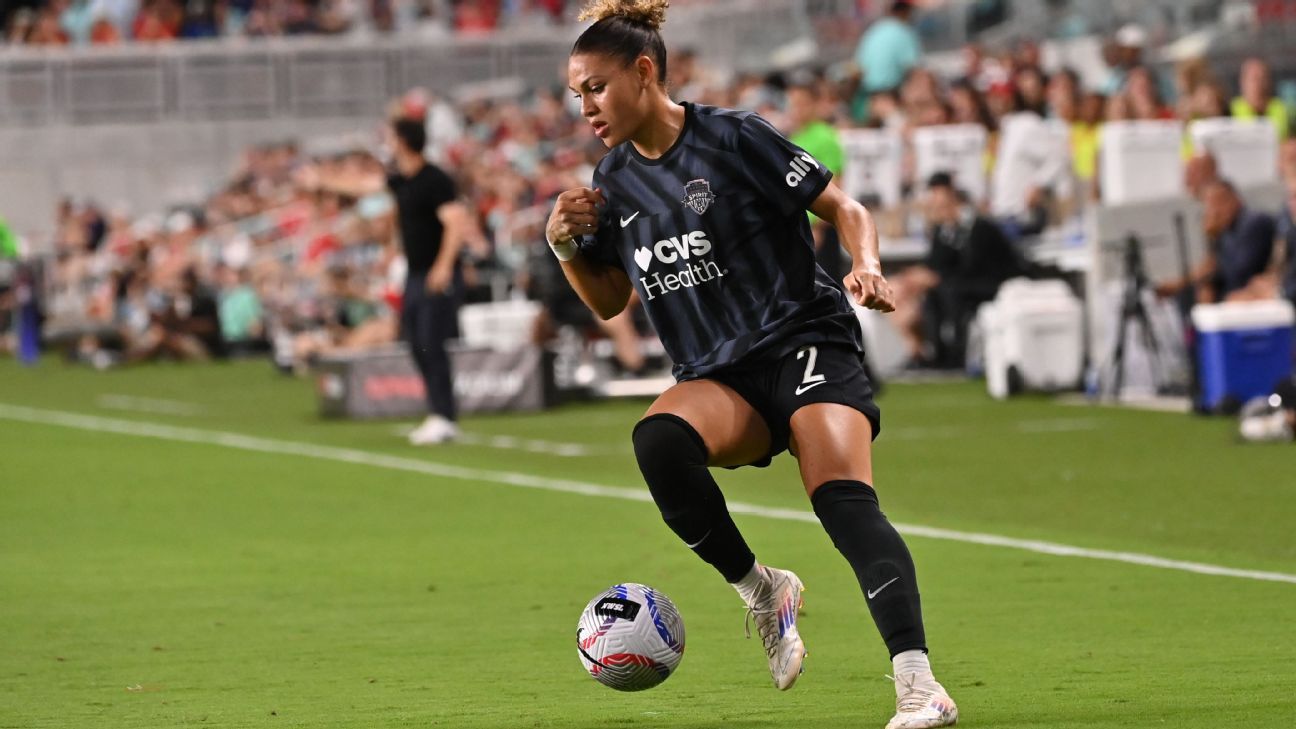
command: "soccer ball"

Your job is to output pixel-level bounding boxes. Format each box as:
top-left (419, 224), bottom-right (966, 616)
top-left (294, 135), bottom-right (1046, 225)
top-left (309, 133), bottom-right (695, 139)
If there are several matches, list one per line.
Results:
top-left (576, 583), bottom-right (685, 691)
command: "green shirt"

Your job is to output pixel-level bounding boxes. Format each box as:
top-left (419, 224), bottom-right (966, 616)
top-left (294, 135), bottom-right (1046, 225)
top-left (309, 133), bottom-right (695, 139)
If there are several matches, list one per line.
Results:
top-left (792, 120), bottom-right (843, 223)
top-left (0, 217), bottom-right (19, 259)
top-left (1230, 97), bottom-right (1291, 140)
top-left (219, 286), bottom-right (263, 342)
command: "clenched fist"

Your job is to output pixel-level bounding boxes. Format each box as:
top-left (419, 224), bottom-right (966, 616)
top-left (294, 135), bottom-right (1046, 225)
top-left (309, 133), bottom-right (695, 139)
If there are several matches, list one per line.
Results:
top-left (844, 265), bottom-right (896, 313)
top-left (546, 187), bottom-right (606, 259)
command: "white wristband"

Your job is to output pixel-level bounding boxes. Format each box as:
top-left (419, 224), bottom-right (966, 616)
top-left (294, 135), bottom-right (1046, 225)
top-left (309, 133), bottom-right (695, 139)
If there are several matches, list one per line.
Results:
top-left (547, 234), bottom-right (580, 262)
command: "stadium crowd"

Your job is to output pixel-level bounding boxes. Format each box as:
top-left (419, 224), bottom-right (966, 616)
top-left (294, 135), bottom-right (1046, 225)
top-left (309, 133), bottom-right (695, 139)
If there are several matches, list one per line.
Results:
top-left (0, 0), bottom-right (765, 43)
top-left (3, 6), bottom-right (1296, 383)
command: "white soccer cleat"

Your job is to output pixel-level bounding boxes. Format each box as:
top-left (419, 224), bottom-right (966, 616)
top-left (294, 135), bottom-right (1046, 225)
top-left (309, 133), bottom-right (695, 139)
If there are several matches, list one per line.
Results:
top-left (408, 415), bottom-right (459, 445)
top-left (885, 673), bottom-right (959, 729)
top-left (743, 566), bottom-right (806, 690)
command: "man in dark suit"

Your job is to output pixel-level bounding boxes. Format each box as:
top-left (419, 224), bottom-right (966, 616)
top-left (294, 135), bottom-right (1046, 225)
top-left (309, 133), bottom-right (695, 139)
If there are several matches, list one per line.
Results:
top-left (891, 172), bottom-right (1028, 366)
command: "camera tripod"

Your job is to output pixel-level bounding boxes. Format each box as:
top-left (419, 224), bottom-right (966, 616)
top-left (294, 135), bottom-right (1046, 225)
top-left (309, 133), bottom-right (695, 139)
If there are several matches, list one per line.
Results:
top-left (1103, 235), bottom-right (1181, 399)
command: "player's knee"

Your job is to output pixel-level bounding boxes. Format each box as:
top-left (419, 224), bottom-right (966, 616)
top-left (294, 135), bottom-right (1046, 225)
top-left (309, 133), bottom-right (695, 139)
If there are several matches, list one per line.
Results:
top-left (632, 413), bottom-right (707, 501)
top-left (632, 413), bottom-right (708, 474)
top-left (632, 414), bottom-right (713, 541)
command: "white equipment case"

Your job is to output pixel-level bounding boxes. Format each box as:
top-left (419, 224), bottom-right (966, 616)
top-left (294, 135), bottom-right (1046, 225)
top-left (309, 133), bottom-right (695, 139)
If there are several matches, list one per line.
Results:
top-left (979, 278), bottom-right (1085, 399)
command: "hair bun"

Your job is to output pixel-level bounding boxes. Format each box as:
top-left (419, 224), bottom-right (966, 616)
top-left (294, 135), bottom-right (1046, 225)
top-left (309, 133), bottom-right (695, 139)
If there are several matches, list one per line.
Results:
top-left (577, 0), bottom-right (669, 31)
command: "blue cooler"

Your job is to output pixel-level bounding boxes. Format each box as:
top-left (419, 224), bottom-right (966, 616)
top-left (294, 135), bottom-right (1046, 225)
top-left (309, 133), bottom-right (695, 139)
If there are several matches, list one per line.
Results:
top-left (1191, 300), bottom-right (1295, 411)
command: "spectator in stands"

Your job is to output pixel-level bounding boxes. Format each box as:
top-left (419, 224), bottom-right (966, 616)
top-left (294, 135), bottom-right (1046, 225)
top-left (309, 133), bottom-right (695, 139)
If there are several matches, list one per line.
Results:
top-left (1173, 57), bottom-right (1214, 122)
top-left (180, 0), bottom-right (223, 38)
top-left (1186, 80), bottom-right (1229, 122)
top-left (1232, 58), bottom-right (1290, 142)
top-left (215, 262), bottom-right (264, 354)
top-left (991, 71), bottom-right (1071, 239)
top-left (890, 172), bottom-right (1026, 367)
top-left (1102, 23), bottom-right (1145, 95)
top-left (1047, 67), bottom-right (1097, 187)
top-left (949, 77), bottom-right (996, 131)
top-left (89, 15), bottom-right (122, 42)
top-left (1184, 151), bottom-right (1219, 201)
top-left (290, 264), bottom-right (395, 370)
top-left (899, 66), bottom-right (941, 115)
top-left (5, 7), bottom-right (36, 42)
top-left (26, 2), bottom-right (70, 43)
top-left (1125, 65), bottom-right (1171, 120)
top-left (854, 1), bottom-right (921, 112)
top-left (1156, 179), bottom-right (1277, 304)
top-left (132, 0), bottom-right (181, 40)
top-left (125, 266), bottom-right (223, 362)
top-left (1011, 64), bottom-right (1047, 117)
top-left (862, 87), bottom-right (904, 132)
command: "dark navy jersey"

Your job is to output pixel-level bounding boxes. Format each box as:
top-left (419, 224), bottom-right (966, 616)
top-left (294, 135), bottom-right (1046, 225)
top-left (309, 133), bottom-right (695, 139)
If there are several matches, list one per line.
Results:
top-left (580, 102), bottom-right (864, 380)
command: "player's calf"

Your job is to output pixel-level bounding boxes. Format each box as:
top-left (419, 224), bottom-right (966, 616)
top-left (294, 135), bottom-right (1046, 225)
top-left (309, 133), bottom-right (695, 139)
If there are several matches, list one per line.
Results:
top-left (811, 480), bottom-right (925, 656)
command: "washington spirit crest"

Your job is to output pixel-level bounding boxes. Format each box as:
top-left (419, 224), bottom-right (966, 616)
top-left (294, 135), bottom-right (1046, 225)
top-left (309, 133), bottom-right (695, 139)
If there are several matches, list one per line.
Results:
top-left (681, 179), bottom-right (715, 215)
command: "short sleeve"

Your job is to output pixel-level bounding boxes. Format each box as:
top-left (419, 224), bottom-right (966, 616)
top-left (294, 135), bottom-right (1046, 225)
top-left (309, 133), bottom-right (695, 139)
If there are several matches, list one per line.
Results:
top-left (739, 114), bottom-right (833, 217)
top-left (575, 168), bottom-right (623, 269)
top-left (426, 166), bottom-right (457, 207)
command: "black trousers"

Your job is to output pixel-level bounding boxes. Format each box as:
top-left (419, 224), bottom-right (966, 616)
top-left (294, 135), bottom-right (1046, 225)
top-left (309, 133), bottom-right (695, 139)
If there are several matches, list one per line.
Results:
top-left (401, 273), bottom-right (460, 421)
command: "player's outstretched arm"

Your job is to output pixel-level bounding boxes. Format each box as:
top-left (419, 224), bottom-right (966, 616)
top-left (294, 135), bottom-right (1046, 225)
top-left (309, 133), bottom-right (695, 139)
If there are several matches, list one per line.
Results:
top-left (811, 184), bottom-right (895, 313)
top-left (546, 187), bottom-right (633, 320)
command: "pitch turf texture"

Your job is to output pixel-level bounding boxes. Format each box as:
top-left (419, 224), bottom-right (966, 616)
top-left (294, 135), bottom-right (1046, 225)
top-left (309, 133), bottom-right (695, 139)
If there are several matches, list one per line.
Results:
top-left (1, 359), bottom-right (1292, 729)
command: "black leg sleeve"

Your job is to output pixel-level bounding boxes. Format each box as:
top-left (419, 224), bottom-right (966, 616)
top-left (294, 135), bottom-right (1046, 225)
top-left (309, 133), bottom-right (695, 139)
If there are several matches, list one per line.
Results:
top-left (812, 479), bottom-right (927, 657)
top-left (632, 414), bottom-right (755, 583)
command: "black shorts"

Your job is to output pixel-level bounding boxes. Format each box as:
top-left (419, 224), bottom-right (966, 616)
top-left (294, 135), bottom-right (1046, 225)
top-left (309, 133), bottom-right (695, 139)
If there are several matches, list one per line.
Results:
top-left (708, 343), bottom-right (882, 468)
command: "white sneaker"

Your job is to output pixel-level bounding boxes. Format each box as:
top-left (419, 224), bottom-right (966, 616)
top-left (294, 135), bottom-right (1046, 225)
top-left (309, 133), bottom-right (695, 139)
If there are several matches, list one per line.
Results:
top-left (407, 416), bottom-right (459, 445)
top-left (885, 673), bottom-right (958, 729)
top-left (1239, 408), bottom-right (1293, 443)
top-left (743, 566), bottom-right (806, 690)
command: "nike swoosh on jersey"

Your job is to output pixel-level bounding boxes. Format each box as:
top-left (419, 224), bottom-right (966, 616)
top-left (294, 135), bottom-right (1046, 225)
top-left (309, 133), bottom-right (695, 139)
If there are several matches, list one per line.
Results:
top-left (794, 380), bottom-right (829, 396)
top-left (619, 212), bottom-right (640, 227)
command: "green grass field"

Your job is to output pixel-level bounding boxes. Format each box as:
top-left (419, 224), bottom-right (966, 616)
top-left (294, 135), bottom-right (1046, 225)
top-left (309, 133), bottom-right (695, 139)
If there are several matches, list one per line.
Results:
top-left (1, 358), bottom-right (1293, 728)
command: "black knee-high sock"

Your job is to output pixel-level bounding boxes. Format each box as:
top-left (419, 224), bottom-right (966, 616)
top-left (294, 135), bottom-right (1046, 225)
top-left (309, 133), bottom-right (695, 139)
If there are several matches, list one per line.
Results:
top-left (632, 414), bottom-right (755, 582)
top-left (811, 479), bottom-right (926, 658)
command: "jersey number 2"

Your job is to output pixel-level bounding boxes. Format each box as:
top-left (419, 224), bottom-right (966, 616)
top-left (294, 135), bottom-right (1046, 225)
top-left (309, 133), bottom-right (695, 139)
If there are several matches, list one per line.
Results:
top-left (796, 346), bottom-right (826, 393)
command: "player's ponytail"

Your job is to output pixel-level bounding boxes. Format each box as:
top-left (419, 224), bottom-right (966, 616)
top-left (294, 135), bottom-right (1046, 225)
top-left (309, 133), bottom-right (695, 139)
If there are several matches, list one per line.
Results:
top-left (572, 0), bottom-right (670, 85)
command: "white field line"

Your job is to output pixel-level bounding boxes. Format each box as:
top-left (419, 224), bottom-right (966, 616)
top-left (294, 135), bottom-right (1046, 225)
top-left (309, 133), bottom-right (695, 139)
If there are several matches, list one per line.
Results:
top-left (3, 402), bottom-right (1294, 586)
top-left (389, 425), bottom-right (627, 457)
top-left (395, 418), bottom-right (1101, 454)
top-left (1013, 417), bottom-right (1102, 433)
top-left (97, 394), bottom-right (205, 417)
top-left (886, 417), bottom-right (1100, 441)
top-left (455, 432), bottom-right (619, 457)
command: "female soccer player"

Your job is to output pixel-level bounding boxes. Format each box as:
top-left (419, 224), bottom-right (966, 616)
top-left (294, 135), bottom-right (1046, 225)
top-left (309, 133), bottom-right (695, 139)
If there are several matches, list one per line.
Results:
top-left (546, 2), bottom-right (958, 726)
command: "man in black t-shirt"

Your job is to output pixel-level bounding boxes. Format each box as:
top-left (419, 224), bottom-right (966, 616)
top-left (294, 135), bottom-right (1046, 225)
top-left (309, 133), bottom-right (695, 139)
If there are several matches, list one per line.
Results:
top-left (387, 119), bottom-right (464, 445)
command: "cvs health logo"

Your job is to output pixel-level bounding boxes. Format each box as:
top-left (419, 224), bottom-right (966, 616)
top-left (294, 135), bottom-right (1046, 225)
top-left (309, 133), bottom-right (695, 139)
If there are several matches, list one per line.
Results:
top-left (633, 230), bottom-right (712, 271)
top-left (633, 229), bottom-right (726, 301)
